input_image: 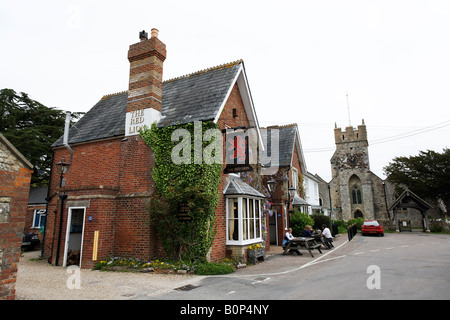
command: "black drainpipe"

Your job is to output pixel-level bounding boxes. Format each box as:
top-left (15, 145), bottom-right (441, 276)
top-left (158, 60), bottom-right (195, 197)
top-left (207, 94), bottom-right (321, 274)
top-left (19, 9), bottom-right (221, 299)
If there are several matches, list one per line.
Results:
top-left (41, 150), bottom-right (55, 259)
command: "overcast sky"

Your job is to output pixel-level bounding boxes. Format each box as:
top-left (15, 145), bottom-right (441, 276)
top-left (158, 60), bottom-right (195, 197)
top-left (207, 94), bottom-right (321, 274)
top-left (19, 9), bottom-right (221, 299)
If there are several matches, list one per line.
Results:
top-left (1, 0), bottom-right (449, 182)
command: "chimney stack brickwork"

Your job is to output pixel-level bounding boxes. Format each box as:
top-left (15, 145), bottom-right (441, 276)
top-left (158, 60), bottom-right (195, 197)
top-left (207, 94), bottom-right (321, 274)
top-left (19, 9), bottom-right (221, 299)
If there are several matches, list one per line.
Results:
top-left (127, 29), bottom-right (166, 113)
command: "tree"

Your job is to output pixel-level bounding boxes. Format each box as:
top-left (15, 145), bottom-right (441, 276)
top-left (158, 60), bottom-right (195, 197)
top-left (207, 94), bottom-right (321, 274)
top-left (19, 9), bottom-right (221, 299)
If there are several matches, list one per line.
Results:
top-left (384, 148), bottom-right (450, 207)
top-left (0, 88), bottom-right (82, 186)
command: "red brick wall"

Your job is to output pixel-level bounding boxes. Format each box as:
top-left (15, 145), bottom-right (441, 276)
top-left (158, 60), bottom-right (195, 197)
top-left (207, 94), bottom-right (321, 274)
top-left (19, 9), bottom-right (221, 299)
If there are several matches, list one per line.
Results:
top-left (52, 138), bottom-right (122, 189)
top-left (0, 166), bottom-right (32, 300)
top-left (114, 135), bottom-right (156, 262)
top-left (44, 138), bottom-right (122, 267)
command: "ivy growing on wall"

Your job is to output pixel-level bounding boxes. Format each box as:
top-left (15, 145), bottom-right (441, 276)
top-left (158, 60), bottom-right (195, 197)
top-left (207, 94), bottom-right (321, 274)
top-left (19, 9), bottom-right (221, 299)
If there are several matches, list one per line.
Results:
top-left (140, 122), bottom-right (222, 262)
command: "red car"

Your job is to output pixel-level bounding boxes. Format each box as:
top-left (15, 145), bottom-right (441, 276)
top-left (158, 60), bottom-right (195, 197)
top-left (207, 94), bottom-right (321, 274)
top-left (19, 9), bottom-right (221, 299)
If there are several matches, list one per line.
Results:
top-left (361, 220), bottom-right (384, 236)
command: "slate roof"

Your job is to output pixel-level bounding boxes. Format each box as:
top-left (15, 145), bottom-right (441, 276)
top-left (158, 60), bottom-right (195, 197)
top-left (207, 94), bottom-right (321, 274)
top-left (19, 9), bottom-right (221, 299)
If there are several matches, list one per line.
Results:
top-left (52, 61), bottom-right (243, 147)
top-left (260, 124), bottom-right (298, 168)
top-left (223, 177), bottom-right (265, 198)
top-left (292, 193), bottom-right (310, 206)
top-left (28, 186), bottom-right (48, 205)
top-left (53, 93), bottom-right (128, 146)
top-left (158, 61), bottom-right (242, 127)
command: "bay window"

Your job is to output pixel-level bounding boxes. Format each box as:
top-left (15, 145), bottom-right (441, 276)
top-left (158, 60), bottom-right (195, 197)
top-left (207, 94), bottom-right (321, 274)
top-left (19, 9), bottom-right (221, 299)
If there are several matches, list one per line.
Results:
top-left (226, 197), bottom-right (262, 245)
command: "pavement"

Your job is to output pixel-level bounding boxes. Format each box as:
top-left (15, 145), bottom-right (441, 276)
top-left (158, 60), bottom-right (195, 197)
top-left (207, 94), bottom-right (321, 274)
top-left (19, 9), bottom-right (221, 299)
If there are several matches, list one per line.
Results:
top-left (15, 234), bottom-right (348, 300)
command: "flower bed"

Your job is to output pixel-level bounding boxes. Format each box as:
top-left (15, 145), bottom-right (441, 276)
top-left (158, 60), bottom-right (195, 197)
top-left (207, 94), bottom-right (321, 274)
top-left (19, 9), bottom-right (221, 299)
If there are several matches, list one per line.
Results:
top-left (93, 256), bottom-right (240, 275)
top-left (94, 257), bottom-right (187, 274)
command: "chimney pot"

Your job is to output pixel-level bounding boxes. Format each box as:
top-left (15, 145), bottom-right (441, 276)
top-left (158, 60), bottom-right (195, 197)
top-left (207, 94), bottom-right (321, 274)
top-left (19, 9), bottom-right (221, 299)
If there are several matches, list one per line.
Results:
top-left (139, 30), bottom-right (148, 41)
top-left (151, 28), bottom-right (159, 38)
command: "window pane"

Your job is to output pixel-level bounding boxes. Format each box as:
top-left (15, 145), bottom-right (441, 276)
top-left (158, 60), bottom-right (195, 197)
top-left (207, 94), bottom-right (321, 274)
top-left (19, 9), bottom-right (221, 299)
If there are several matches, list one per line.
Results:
top-left (40, 215), bottom-right (46, 228)
top-left (228, 198), bottom-right (239, 241)
top-left (243, 198), bottom-right (248, 240)
top-left (249, 199), bottom-right (255, 239)
top-left (256, 200), bottom-right (261, 238)
top-left (228, 198), bottom-right (238, 219)
top-left (229, 219), bottom-right (239, 240)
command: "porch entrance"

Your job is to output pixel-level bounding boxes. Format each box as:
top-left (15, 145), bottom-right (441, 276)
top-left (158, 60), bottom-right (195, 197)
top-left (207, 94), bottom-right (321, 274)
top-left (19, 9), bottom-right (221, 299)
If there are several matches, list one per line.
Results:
top-left (354, 209), bottom-right (363, 219)
top-left (388, 189), bottom-right (433, 232)
top-left (63, 207), bottom-right (86, 267)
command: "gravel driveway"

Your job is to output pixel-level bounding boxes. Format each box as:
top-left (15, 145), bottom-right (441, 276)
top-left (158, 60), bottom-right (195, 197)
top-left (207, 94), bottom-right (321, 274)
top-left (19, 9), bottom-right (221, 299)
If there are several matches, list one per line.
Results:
top-left (15, 251), bottom-right (203, 300)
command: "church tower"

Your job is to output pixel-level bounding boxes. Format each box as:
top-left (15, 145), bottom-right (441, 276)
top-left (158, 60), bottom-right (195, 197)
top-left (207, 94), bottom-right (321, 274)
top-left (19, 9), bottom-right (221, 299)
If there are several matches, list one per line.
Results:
top-left (331, 119), bottom-right (369, 177)
top-left (329, 120), bottom-right (379, 220)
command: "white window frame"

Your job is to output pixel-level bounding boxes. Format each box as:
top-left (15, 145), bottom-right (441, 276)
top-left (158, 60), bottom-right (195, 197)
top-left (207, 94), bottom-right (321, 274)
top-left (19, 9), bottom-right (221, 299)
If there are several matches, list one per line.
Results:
top-left (283, 205), bottom-right (288, 230)
top-left (291, 167), bottom-right (298, 190)
top-left (226, 196), bottom-right (263, 246)
top-left (63, 207), bottom-right (86, 268)
top-left (32, 209), bottom-right (46, 229)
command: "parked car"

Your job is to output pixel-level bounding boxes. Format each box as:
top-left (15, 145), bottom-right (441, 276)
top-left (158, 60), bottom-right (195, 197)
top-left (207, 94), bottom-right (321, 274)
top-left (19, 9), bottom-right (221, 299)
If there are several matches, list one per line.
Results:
top-left (361, 220), bottom-right (384, 236)
top-left (22, 232), bottom-right (40, 251)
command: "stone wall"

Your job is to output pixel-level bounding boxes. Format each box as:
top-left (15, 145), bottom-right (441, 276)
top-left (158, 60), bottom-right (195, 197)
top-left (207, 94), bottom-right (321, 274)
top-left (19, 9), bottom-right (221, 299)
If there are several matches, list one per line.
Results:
top-left (0, 135), bottom-right (33, 300)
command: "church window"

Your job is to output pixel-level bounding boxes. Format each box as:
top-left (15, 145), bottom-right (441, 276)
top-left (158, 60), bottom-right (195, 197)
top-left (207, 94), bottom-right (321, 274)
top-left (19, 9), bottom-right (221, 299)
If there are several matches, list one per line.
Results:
top-left (352, 185), bottom-right (362, 204)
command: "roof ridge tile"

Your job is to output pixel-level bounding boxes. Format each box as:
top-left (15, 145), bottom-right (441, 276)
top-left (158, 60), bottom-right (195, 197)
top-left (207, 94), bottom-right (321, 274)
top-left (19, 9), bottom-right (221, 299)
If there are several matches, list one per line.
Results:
top-left (163, 59), bottom-right (243, 84)
top-left (101, 91), bottom-right (128, 100)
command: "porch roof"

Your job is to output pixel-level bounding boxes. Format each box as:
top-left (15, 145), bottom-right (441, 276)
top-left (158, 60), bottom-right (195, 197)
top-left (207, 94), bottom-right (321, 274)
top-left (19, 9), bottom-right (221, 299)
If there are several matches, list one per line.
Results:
top-left (388, 188), bottom-right (433, 212)
top-left (292, 194), bottom-right (310, 206)
top-left (223, 177), bottom-right (265, 198)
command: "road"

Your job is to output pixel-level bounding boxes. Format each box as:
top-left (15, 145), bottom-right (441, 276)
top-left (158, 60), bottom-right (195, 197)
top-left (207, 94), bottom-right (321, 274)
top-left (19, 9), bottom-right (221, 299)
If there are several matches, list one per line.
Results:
top-left (149, 232), bottom-right (450, 300)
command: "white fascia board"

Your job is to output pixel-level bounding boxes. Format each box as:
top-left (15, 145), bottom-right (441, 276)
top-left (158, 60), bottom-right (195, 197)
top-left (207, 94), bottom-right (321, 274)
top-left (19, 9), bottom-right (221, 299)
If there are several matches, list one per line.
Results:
top-left (295, 127), bottom-right (307, 173)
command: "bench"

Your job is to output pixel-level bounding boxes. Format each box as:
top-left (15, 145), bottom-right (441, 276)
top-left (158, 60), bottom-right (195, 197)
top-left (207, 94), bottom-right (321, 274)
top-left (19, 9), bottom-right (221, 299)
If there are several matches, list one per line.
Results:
top-left (282, 237), bottom-right (323, 258)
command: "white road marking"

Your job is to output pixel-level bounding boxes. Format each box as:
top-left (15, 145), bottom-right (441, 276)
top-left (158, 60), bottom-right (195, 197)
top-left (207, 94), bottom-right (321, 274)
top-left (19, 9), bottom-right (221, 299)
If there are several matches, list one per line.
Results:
top-left (251, 277), bottom-right (271, 285)
top-left (307, 255), bottom-right (347, 266)
top-left (220, 240), bottom-right (350, 279)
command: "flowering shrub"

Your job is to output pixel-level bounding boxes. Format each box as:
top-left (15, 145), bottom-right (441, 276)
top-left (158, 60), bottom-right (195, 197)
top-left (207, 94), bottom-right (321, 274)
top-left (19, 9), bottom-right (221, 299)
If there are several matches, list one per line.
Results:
top-left (93, 256), bottom-right (238, 275)
top-left (93, 257), bottom-right (177, 272)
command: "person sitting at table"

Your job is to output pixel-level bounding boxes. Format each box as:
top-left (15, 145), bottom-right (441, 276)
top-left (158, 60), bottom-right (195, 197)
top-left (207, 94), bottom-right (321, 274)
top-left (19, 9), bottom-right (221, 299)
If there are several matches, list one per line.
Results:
top-left (301, 225), bottom-right (313, 237)
top-left (282, 228), bottom-right (302, 256)
top-left (321, 224), bottom-right (334, 249)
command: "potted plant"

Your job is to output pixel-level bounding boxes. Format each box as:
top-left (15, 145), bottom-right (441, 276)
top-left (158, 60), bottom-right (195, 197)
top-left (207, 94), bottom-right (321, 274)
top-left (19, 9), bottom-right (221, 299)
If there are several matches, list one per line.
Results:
top-left (247, 243), bottom-right (265, 264)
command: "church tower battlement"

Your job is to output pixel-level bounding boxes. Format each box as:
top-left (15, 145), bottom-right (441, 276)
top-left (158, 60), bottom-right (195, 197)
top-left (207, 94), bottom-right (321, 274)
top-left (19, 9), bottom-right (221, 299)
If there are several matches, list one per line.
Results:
top-left (331, 120), bottom-right (370, 174)
top-left (334, 119), bottom-right (368, 145)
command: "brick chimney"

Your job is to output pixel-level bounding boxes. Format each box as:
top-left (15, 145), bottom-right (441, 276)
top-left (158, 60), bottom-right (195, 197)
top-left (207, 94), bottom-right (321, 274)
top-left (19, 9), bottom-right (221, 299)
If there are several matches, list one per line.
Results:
top-left (126, 28), bottom-right (166, 135)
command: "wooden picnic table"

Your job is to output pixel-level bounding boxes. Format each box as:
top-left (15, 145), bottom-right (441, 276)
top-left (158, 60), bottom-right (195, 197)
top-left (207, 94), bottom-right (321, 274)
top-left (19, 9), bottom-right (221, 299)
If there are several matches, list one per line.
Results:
top-left (282, 237), bottom-right (323, 257)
